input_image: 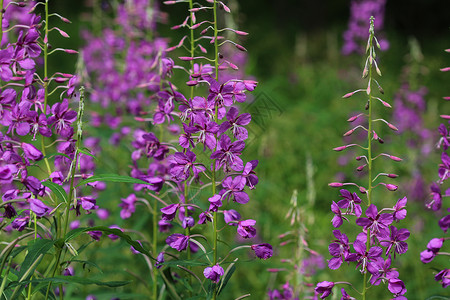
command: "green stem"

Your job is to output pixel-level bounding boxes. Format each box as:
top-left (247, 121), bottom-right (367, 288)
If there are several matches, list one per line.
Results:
top-left (212, 1), bottom-right (219, 299)
top-left (153, 197), bottom-right (158, 300)
top-left (362, 20), bottom-right (375, 300)
top-left (189, 0), bottom-right (195, 100)
top-left (41, 0), bottom-right (51, 176)
top-left (0, 0), bottom-right (4, 45)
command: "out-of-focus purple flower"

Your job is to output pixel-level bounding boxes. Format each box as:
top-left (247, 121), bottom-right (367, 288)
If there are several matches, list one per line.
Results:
top-left (166, 233), bottom-right (189, 251)
top-left (315, 281), bottom-right (334, 299)
top-left (87, 231), bottom-right (102, 241)
top-left (30, 198), bottom-right (50, 217)
top-left (435, 269), bottom-right (450, 288)
top-left (251, 243), bottom-right (273, 259)
top-left (161, 203), bottom-right (180, 221)
top-left (223, 209), bottom-right (241, 225)
top-left (182, 216), bottom-right (194, 228)
top-left (158, 219), bottom-right (173, 232)
top-left (119, 194), bottom-right (137, 219)
top-left (21, 142), bottom-right (43, 161)
top-left (237, 219), bottom-right (256, 239)
top-left (203, 264), bottom-right (224, 283)
top-left (155, 252), bottom-right (165, 269)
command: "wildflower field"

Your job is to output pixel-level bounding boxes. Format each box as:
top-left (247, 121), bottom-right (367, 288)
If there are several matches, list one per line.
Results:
top-left (0, 0), bottom-right (448, 299)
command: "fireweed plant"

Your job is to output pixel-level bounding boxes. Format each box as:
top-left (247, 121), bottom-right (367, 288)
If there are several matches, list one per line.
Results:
top-left (315, 17), bottom-right (409, 299)
top-left (267, 169), bottom-right (325, 300)
top-left (419, 48), bottom-right (450, 289)
top-left (0, 1), bottom-right (153, 299)
top-left (111, 0), bottom-right (273, 298)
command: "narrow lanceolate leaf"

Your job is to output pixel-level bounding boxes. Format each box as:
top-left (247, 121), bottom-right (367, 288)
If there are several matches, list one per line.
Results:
top-left (7, 276), bottom-right (131, 288)
top-left (17, 239), bottom-right (55, 280)
top-left (78, 147), bottom-right (98, 160)
top-left (42, 181), bottom-right (68, 203)
top-left (75, 174), bottom-right (151, 187)
top-left (63, 226), bottom-right (153, 259)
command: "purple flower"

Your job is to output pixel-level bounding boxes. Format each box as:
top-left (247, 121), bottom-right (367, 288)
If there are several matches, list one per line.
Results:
top-left (79, 196), bottom-right (97, 212)
top-left (182, 216), bottom-right (194, 228)
top-left (356, 204), bottom-right (393, 239)
top-left (435, 269), bottom-right (450, 288)
top-left (437, 123), bottom-right (449, 150)
top-left (388, 278), bottom-right (407, 296)
top-left (337, 189), bottom-right (362, 217)
top-left (367, 256), bottom-right (399, 286)
top-left (210, 134), bottom-right (245, 172)
top-left (237, 219), bottom-right (256, 239)
top-left (47, 98), bottom-right (77, 138)
top-left (420, 249), bottom-right (436, 264)
top-left (168, 150), bottom-right (205, 181)
top-left (429, 183), bottom-right (442, 211)
top-left (392, 197), bottom-right (407, 221)
top-left (438, 152), bottom-right (450, 183)
top-left (119, 194), bottom-right (137, 219)
top-left (220, 176), bottom-right (249, 204)
top-left (203, 264), bottom-right (224, 283)
top-left (166, 233), bottom-right (189, 251)
top-left (12, 216), bottom-right (29, 231)
top-left (158, 219), bottom-right (173, 232)
top-left (193, 115), bottom-right (219, 150)
top-left (218, 107), bottom-right (251, 140)
top-left (328, 230), bottom-right (350, 270)
top-left (208, 194), bottom-right (222, 212)
top-left (242, 160), bottom-right (259, 189)
top-left (315, 281), bottom-right (334, 299)
top-left (439, 214), bottom-right (450, 232)
top-left (160, 203), bottom-right (180, 221)
top-left (340, 288), bottom-right (355, 300)
top-left (251, 243), bottom-right (273, 259)
top-left (155, 252), bottom-right (165, 269)
top-left (426, 238), bottom-right (443, 253)
top-left (350, 238), bottom-right (383, 273)
top-left (30, 198), bottom-right (50, 217)
top-left (331, 201), bottom-right (347, 228)
top-left (87, 231), bottom-right (102, 241)
top-left (223, 209), bottom-right (241, 224)
top-left (379, 226), bottom-right (410, 257)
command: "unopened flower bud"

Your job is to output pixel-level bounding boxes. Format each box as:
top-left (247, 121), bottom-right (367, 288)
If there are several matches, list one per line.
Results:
top-left (389, 155), bottom-right (402, 162)
top-left (359, 186), bottom-right (367, 194)
top-left (343, 129), bottom-right (355, 137)
top-left (385, 184), bottom-right (398, 191)
top-left (179, 56), bottom-right (194, 61)
top-left (388, 123), bottom-right (398, 131)
top-left (356, 164), bottom-right (366, 171)
top-left (378, 138), bottom-right (384, 144)
top-left (329, 182), bottom-right (344, 188)
top-left (387, 174), bottom-right (398, 178)
top-left (235, 44), bottom-right (247, 52)
top-left (333, 146), bottom-right (347, 151)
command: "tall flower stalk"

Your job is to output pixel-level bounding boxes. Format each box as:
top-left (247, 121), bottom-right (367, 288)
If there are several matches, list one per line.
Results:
top-left (315, 17), bottom-right (409, 299)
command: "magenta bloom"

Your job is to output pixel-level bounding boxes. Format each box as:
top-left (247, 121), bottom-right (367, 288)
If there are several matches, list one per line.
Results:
top-left (337, 189), bottom-right (362, 217)
top-left (251, 243), bottom-right (273, 259)
top-left (208, 194), bottom-right (222, 212)
top-left (220, 176), bottom-right (249, 204)
top-left (388, 278), bottom-right (407, 296)
top-left (29, 198), bottom-right (50, 217)
top-left (119, 194), bottom-right (137, 219)
top-left (168, 150), bottom-right (205, 181)
top-left (328, 230), bottom-right (350, 270)
top-left (203, 264), bottom-right (224, 283)
top-left (155, 252), bottom-right (165, 269)
top-left (22, 142), bottom-right (44, 161)
top-left (166, 233), bottom-right (189, 251)
top-left (210, 134), bottom-right (245, 172)
top-left (315, 281), bottom-right (334, 299)
top-left (331, 201), bottom-right (347, 228)
top-left (223, 209), bottom-right (241, 225)
top-left (237, 219), bottom-right (256, 239)
top-left (435, 269), bottom-right (450, 288)
top-left (392, 197), bottom-right (407, 221)
top-left (380, 226), bottom-right (410, 257)
top-left (356, 204), bottom-right (393, 239)
top-left (219, 107), bottom-right (251, 140)
top-left (160, 203), bottom-right (180, 221)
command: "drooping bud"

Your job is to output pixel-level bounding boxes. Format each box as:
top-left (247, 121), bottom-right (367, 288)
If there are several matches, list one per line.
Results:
top-left (235, 44), bottom-right (247, 52)
top-left (329, 182), bottom-right (344, 188)
top-left (388, 123), bottom-right (399, 131)
top-left (333, 146), bottom-right (347, 152)
top-left (356, 164), bottom-right (366, 171)
top-left (384, 184), bottom-right (398, 191)
top-left (387, 174), bottom-right (398, 178)
top-left (389, 155), bottom-right (402, 162)
top-left (343, 129), bottom-right (355, 137)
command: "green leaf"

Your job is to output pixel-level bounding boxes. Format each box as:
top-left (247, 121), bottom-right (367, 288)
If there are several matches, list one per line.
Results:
top-left (17, 239), bottom-right (55, 280)
top-left (217, 264), bottom-right (236, 295)
top-left (78, 148), bottom-right (97, 160)
top-left (42, 181), bottom-right (68, 204)
top-left (63, 226), bottom-right (153, 259)
top-left (75, 174), bottom-right (151, 187)
top-left (8, 276), bottom-right (131, 288)
top-left (69, 259), bottom-right (103, 273)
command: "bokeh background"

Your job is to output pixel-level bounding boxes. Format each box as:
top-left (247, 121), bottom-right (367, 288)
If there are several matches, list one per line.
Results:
top-left (41, 0), bottom-right (450, 298)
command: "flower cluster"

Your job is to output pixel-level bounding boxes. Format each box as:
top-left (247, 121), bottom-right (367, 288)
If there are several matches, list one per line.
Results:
top-left (342, 0), bottom-right (388, 55)
top-left (316, 17), bottom-right (409, 299)
top-left (420, 49), bottom-right (450, 289)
